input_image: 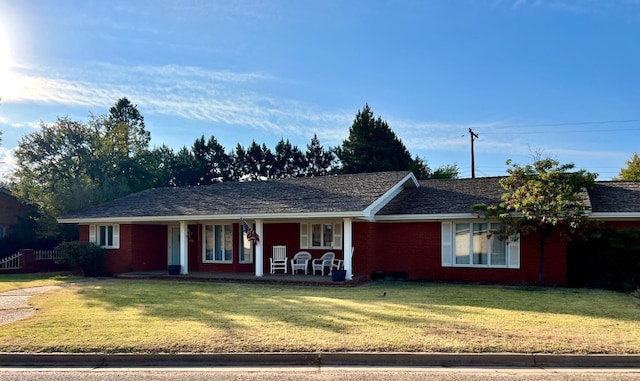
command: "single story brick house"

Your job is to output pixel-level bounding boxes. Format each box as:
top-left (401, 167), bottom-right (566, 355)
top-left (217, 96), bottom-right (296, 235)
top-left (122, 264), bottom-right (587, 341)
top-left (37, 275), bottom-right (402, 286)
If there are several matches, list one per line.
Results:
top-left (0, 187), bottom-right (34, 241)
top-left (57, 171), bottom-right (640, 284)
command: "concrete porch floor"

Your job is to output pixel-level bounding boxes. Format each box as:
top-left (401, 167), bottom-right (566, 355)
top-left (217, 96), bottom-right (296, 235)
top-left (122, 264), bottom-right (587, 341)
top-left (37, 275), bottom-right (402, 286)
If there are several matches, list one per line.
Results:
top-left (115, 271), bottom-right (368, 286)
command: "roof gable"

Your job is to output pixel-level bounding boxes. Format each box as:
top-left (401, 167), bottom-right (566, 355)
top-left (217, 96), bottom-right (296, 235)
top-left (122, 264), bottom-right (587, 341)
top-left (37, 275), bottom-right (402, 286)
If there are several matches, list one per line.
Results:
top-left (378, 177), bottom-right (505, 216)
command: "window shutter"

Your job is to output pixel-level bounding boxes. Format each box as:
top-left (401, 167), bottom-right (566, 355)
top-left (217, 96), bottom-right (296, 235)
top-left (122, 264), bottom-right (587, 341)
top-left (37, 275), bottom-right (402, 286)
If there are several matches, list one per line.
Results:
top-left (333, 223), bottom-right (342, 249)
top-left (441, 222), bottom-right (453, 267)
top-left (89, 225), bottom-right (97, 244)
top-left (507, 234), bottom-right (520, 269)
top-left (300, 223), bottom-right (309, 249)
top-left (112, 224), bottom-right (120, 249)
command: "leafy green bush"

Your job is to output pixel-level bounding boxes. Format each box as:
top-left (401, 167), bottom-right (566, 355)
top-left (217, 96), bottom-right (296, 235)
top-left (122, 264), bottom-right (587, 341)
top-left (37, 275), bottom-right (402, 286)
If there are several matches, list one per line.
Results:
top-left (55, 241), bottom-right (106, 277)
top-left (568, 227), bottom-right (640, 292)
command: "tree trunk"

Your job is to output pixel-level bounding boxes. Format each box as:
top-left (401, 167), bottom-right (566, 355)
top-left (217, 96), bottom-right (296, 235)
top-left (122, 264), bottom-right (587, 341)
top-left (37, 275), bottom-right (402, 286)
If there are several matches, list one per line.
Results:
top-left (538, 232), bottom-right (547, 286)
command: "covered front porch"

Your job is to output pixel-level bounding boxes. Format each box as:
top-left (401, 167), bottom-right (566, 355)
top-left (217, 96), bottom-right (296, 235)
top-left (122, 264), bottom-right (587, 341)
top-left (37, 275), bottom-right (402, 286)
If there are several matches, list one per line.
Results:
top-left (168, 218), bottom-right (357, 280)
top-left (115, 270), bottom-right (368, 286)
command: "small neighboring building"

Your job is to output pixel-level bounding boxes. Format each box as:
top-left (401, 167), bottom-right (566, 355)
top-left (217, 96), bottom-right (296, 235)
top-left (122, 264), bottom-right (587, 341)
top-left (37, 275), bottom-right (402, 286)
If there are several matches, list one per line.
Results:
top-left (0, 188), bottom-right (34, 241)
top-left (57, 172), bottom-right (640, 284)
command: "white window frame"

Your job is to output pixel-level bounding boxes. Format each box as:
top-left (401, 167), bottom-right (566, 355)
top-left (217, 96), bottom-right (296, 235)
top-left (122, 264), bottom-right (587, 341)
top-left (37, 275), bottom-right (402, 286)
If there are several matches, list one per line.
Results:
top-left (300, 222), bottom-right (342, 250)
top-left (89, 224), bottom-right (120, 249)
top-left (441, 221), bottom-right (519, 269)
top-left (202, 224), bottom-right (233, 264)
top-left (240, 223), bottom-right (254, 264)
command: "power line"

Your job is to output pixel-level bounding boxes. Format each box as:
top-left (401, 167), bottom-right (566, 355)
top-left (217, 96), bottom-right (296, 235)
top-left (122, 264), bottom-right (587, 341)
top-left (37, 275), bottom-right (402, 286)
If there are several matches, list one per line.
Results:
top-left (483, 127), bottom-right (640, 136)
top-left (483, 119), bottom-right (640, 130)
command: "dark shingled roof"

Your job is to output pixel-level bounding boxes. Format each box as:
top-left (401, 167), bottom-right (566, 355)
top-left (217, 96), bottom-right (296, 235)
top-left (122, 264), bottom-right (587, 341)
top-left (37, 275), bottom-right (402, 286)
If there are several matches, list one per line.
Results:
top-left (59, 171), bottom-right (413, 220)
top-left (587, 181), bottom-right (640, 213)
top-left (378, 177), bottom-right (506, 215)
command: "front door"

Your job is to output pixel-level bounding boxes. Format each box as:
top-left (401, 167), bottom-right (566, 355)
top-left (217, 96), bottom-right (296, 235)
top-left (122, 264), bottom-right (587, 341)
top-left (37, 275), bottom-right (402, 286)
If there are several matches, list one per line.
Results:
top-left (169, 226), bottom-right (181, 265)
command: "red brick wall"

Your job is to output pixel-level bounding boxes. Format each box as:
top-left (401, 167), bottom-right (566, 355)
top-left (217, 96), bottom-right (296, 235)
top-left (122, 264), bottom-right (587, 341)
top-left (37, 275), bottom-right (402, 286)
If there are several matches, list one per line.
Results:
top-left (130, 225), bottom-right (167, 271)
top-left (0, 191), bottom-right (33, 233)
top-left (262, 222), bottom-right (346, 274)
top-left (353, 221), bottom-right (441, 279)
top-left (78, 219), bottom-right (571, 284)
top-left (80, 224), bottom-right (168, 275)
top-left (102, 224), bottom-right (133, 274)
top-left (353, 221), bottom-right (568, 285)
top-left (599, 220), bottom-right (640, 230)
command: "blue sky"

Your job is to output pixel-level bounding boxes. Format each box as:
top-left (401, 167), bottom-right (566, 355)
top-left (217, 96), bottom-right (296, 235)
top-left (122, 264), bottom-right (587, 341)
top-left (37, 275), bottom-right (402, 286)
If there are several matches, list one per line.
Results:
top-left (0, 0), bottom-right (639, 180)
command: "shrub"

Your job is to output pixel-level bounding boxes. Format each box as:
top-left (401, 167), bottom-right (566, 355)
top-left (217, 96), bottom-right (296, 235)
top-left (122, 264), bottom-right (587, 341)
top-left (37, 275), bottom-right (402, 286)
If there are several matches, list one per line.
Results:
top-left (55, 241), bottom-right (106, 277)
top-left (568, 227), bottom-right (640, 292)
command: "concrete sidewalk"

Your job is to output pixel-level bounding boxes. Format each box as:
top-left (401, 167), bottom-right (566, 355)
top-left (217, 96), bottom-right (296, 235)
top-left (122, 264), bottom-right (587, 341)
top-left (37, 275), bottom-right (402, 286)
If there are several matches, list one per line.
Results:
top-left (0, 352), bottom-right (639, 368)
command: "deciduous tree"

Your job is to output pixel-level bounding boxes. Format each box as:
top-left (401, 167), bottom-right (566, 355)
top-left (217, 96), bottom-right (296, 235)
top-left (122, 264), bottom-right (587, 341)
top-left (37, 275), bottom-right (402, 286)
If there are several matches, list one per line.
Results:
top-left (473, 157), bottom-right (597, 285)
top-left (614, 153), bottom-right (640, 181)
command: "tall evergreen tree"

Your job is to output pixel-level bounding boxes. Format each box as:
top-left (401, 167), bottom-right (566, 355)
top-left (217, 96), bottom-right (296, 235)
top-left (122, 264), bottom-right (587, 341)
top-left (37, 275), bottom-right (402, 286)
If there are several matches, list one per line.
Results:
top-left (273, 139), bottom-right (306, 178)
top-left (305, 134), bottom-right (337, 177)
top-left (190, 135), bottom-right (232, 184)
top-left (338, 104), bottom-right (427, 177)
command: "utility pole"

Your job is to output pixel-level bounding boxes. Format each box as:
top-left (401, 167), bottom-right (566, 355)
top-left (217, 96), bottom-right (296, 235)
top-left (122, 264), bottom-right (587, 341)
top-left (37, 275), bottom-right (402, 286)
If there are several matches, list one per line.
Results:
top-left (469, 128), bottom-right (479, 178)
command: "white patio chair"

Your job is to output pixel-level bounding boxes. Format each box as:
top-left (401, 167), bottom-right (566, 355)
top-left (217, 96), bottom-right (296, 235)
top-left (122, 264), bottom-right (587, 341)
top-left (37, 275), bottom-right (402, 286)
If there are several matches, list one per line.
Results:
top-left (312, 252), bottom-right (335, 276)
top-left (270, 245), bottom-right (288, 274)
top-left (332, 247), bottom-right (353, 274)
top-left (290, 251), bottom-right (312, 275)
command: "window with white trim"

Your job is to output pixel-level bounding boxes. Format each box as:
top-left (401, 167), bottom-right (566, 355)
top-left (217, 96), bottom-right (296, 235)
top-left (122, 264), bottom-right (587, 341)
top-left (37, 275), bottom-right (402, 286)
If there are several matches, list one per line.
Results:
top-left (442, 222), bottom-right (519, 268)
top-left (300, 222), bottom-right (342, 249)
top-left (240, 225), bottom-right (254, 263)
top-left (203, 224), bottom-right (233, 263)
top-left (89, 224), bottom-right (120, 249)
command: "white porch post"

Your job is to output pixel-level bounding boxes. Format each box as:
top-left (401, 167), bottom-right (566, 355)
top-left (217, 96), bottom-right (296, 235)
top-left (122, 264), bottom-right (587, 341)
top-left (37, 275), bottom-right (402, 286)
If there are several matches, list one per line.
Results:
top-left (343, 218), bottom-right (353, 280)
top-left (255, 219), bottom-right (264, 277)
top-left (179, 220), bottom-right (189, 275)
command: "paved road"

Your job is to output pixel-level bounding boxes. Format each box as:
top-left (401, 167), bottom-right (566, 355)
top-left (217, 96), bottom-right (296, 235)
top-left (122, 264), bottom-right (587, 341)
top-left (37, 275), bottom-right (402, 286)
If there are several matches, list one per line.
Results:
top-left (1, 367), bottom-right (640, 381)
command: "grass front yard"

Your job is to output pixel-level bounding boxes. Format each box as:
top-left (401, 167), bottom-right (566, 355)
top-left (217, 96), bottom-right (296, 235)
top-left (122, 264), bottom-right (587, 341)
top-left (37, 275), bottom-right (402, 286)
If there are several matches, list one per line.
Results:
top-left (1, 275), bottom-right (639, 354)
top-left (0, 273), bottom-right (83, 293)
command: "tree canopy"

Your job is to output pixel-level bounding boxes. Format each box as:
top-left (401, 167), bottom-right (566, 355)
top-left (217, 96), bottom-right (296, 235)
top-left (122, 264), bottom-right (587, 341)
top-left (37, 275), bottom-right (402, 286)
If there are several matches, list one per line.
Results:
top-left (614, 153), bottom-right (640, 181)
top-left (338, 104), bottom-right (418, 174)
top-left (473, 157), bottom-right (597, 285)
top-left (9, 99), bottom-right (455, 245)
top-left (337, 104), bottom-right (457, 180)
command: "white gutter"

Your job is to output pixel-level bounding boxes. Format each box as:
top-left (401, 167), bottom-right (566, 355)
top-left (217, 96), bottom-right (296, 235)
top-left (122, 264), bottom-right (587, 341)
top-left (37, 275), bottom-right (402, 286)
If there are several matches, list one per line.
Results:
top-left (588, 212), bottom-right (640, 220)
top-left (375, 213), bottom-right (478, 221)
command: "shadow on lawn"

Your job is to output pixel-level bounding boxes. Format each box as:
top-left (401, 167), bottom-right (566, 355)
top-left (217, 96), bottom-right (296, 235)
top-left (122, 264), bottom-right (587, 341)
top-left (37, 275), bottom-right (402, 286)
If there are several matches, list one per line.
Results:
top-left (75, 279), bottom-right (640, 334)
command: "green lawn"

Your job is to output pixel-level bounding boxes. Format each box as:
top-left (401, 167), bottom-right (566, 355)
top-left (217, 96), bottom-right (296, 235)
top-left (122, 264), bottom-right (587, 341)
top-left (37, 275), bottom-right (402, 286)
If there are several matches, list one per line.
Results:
top-left (0, 272), bottom-right (83, 293)
top-left (1, 276), bottom-right (639, 354)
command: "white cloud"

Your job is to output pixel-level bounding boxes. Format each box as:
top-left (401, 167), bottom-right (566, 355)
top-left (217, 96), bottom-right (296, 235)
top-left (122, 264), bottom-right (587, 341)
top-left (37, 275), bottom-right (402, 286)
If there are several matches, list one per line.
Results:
top-left (2, 62), bottom-right (352, 138)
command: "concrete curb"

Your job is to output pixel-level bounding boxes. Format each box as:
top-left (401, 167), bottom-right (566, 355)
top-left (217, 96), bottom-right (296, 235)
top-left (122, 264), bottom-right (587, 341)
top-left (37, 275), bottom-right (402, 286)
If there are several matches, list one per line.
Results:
top-left (1, 352), bottom-right (639, 368)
